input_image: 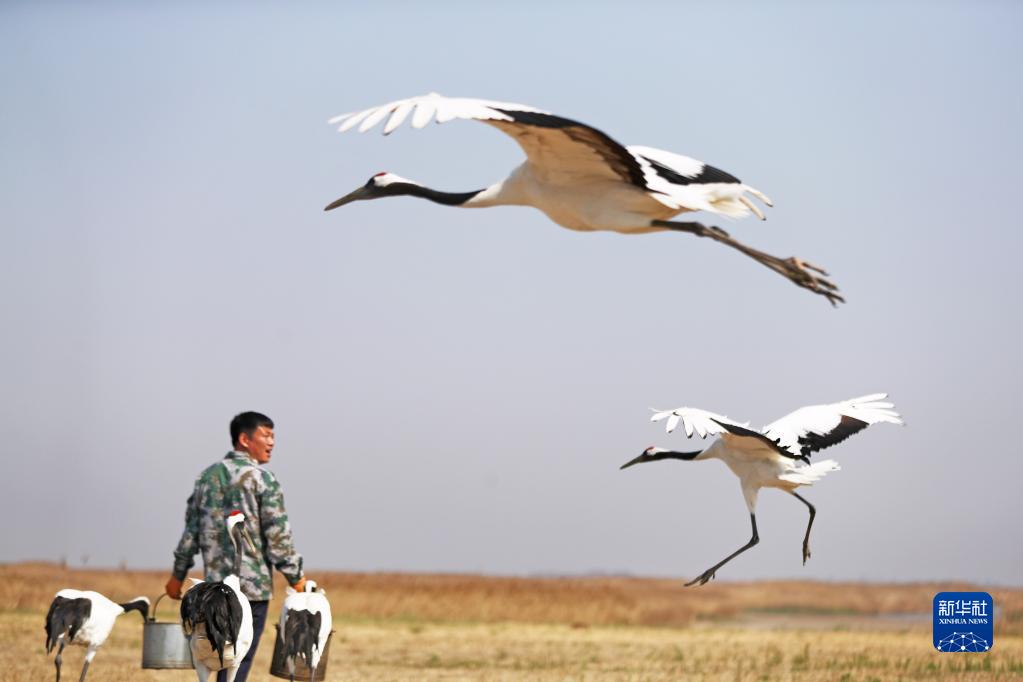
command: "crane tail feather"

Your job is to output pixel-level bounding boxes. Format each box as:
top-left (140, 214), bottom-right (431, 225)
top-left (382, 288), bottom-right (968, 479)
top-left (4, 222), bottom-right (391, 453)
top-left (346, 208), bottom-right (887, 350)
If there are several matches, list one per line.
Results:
top-left (745, 186), bottom-right (773, 207)
top-left (739, 195), bottom-right (766, 220)
top-left (779, 459), bottom-right (841, 485)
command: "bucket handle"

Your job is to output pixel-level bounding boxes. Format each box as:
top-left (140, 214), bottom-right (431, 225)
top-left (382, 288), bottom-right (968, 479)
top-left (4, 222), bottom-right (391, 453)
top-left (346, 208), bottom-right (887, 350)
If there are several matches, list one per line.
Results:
top-left (149, 592), bottom-right (177, 622)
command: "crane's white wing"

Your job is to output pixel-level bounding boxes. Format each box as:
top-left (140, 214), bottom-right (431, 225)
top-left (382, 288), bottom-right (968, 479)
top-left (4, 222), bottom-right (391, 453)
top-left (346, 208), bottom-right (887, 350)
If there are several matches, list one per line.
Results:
top-left (650, 406), bottom-right (750, 438)
top-left (330, 93), bottom-right (546, 134)
top-left (331, 93), bottom-right (652, 189)
top-left (761, 393), bottom-right (903, 459)
top-left (651, 405), bottom-right (802, 460)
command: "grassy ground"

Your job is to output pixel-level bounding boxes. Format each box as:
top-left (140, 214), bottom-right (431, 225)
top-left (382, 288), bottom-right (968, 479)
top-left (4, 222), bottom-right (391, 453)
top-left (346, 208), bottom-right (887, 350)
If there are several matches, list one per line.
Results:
top-left (4, 563), bottom-right (1021, 680)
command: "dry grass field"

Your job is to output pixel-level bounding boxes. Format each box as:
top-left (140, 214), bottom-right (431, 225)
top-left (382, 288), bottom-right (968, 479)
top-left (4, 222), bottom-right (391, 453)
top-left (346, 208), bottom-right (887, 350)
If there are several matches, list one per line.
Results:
top-left (2, 563), bottom-right (1021, 680)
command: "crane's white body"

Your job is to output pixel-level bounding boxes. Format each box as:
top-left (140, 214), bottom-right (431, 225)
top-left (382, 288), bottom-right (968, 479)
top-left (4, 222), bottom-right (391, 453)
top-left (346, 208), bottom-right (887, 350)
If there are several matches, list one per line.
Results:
top-left (278, 581), bottom-right (332, 677)
top-left (50, 589), bottom-right (125, 651)
top-left (694, 438), bottom-right (841, 512)
top-left (464, 164), bottom-right (677, 233)
top-left (187, 575), bottom-right (253, 682)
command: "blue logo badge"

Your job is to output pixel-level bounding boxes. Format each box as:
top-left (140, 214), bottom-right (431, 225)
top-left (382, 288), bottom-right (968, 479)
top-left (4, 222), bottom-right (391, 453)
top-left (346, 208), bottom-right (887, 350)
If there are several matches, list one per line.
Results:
top-left (933, 591), bottom-right (993, 652)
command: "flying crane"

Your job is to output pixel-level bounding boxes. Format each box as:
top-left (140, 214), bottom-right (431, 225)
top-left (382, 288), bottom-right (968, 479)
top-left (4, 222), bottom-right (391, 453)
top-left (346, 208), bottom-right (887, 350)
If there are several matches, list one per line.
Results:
top-left (326, 93), bottom-right (843, 305)
top-left (621, 394), bottom-right (902, 585)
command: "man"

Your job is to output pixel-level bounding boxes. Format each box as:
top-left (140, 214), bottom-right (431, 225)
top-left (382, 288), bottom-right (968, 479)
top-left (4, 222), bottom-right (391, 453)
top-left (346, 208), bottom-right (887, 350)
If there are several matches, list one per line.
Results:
top-left (165, 411), bottom-right (306, 682)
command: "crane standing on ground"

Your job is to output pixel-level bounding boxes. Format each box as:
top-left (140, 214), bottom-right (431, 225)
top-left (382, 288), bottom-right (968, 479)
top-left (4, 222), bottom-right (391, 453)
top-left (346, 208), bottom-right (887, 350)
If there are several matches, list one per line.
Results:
top-left (277, 580), bottom-right (332, 681)
top-left (181, 511), bottom-right (257, 682)
top-left (44, 589), bottom-right (148, 681)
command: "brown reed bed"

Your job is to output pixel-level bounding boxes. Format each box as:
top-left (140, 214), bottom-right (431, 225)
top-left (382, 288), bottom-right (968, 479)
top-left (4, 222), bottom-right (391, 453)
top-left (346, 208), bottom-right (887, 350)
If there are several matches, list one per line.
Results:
top-left (3, 562), bottom-right (1021, 633)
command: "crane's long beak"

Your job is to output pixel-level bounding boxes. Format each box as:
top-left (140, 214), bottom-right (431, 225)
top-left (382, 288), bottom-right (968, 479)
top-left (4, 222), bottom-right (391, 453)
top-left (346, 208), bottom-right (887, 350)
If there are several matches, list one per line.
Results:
top-left (325, 186), bottom-right (373, 211)
top-left (620, 450), bottom-right (654, 470)
top-left (239, 526), bottom-right (258, 555)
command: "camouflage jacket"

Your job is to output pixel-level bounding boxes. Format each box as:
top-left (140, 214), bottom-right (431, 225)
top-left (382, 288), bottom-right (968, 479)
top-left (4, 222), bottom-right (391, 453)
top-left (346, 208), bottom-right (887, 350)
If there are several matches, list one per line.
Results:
top-left (172, 451), bottom-right (303, 601)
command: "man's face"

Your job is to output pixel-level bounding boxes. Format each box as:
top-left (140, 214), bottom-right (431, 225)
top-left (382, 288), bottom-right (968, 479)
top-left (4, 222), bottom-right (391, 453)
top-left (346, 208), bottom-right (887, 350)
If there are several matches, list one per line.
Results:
top-left (239, 425), bottom-right (274, 464)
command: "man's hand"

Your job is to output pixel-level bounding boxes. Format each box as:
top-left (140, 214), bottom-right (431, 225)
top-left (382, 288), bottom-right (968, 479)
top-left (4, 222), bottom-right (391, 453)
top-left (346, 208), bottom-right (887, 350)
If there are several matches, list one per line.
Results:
top-left (165, 576), bottom-right (183, 600)
top-left (291, 577), bottom-right (307, 593)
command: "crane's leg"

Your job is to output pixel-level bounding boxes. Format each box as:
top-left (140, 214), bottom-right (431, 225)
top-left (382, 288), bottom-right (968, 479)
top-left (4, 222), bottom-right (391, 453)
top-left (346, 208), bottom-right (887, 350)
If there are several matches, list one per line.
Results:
top-left (54, 639), bottom-right (65, 682)
top-left (77, 646), bottom-right (97, 682)
top-left (686, 513), bottom-right (760, 586)
top-left (650, 220), bottom-right (844, 306)
top-left (790, 491), bottom-right (816, 565)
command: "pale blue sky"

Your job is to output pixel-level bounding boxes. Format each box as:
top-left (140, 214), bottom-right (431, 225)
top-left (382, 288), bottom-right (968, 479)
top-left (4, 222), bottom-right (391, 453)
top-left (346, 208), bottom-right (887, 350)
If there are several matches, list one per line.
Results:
top-left (2, 2), bottom-right (1021, 585)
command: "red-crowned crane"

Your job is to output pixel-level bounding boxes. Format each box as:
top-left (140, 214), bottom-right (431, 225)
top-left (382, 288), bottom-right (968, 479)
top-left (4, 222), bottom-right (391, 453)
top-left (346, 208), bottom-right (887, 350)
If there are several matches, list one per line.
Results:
top-left (326, 93), bottom-right (843, 305)
top-left (181, 511), bottom-right (257, 682)
top-left (277, 579), bottom-right (332, 681)
top-left (44, 590), bottom-right (148, 681)
top-left (620, 394), bottom-right (903, 586)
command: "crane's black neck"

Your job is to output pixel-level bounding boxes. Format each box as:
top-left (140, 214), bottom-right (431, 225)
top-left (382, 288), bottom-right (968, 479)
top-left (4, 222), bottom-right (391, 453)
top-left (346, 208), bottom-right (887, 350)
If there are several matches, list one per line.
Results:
top-left (621, 449), bottom-right (703, 470)
top-left (389, 182), bottom-right (484, 206)
top-left (119, 599), bottom-right (149, 620)
top-left (648, 450), bottom-right (702, 462)
top-left (230, 525), bottom-right (243, 576)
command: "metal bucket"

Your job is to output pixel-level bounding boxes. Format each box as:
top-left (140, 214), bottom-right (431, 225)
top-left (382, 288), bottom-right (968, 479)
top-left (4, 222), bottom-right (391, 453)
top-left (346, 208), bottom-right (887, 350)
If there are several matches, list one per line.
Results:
top-left (269, 624), bottom-right (335, 681)
top-left (142, 594), bottom-right (195, 669)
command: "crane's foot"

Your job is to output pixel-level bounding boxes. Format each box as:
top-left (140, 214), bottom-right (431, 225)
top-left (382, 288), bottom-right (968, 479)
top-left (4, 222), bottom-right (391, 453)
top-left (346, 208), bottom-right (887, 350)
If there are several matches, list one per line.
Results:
top-left (802, 542), bottom-right (812, 565)
top-left (685, 569), bottom-right (717, 587)
top-left (771, 256), bottom-right (844, 306)
top-left (650, 221), bottom-right (843, 305)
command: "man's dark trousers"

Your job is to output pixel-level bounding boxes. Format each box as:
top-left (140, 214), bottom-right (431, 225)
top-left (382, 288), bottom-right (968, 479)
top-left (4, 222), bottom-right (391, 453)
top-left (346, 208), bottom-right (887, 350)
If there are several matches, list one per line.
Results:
top-left (217, 600), bottom-right (269, 682)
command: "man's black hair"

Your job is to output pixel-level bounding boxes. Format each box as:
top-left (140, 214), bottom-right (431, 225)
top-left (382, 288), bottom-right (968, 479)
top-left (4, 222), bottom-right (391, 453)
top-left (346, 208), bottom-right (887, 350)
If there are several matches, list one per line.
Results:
top-left (230, 412), bottom-right (274, 447)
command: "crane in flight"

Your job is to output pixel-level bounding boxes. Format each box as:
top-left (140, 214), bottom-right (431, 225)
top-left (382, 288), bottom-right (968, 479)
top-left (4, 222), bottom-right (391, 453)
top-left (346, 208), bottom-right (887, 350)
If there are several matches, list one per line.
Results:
top-left (326, 93), bottom-right (843, 305)
top-left (620, 394), bottom-right (902, 585)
